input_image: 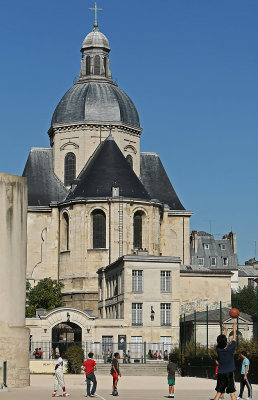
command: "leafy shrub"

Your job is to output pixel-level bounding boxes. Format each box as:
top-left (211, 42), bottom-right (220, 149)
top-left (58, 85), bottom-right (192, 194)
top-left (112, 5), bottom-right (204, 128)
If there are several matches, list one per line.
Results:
top-left (65, 345), bottom-right (84, 374)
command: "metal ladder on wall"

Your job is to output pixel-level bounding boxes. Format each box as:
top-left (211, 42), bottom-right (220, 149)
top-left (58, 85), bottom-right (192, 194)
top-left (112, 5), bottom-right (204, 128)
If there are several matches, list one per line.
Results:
top-left (118, 198), bottom-right (123, 257)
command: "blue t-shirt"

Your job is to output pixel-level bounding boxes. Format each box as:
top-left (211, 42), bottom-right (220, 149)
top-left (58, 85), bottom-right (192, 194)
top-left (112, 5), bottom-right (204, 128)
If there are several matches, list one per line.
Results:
top-left (216, 340), bottom-right (236, 374)
top-left (241, 358), bottom-right (250, 375)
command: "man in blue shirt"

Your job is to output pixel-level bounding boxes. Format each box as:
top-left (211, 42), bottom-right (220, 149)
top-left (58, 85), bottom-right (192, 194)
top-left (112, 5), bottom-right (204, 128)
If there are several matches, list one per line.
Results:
top-left (213, 323), bottom-right (237, 400)
top-left (237, 351), bottom-right (252, 400)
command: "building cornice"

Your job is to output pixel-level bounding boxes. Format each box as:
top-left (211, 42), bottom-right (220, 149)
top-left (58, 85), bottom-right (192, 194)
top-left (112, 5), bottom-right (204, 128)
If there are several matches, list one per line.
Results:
top-left (28, 206), bottom-right (52, 213)
top-left (51, 197), bottom-right (163, 209)
top-left (167, 210), bottom-right (193, 217)
top-left (98, 254), bottom-right (181, 274)
top-left (180, 270), bottom-right (233, 277)
top-left (48, 121), bottom-right (142, 139)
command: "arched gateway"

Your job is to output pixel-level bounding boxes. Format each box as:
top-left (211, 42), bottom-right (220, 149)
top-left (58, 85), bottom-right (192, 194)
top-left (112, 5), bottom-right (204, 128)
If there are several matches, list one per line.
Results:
top-left (52, 321), bottom-right (82, 357)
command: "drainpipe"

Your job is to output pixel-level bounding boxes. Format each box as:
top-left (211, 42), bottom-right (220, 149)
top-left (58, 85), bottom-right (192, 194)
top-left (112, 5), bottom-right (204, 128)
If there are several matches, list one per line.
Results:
top-left (57, 207), bottom-right (61, 283)
top-left (108, 199), bottom-right (111, 264)
top-left (182, 217), bottom-right (185, 264)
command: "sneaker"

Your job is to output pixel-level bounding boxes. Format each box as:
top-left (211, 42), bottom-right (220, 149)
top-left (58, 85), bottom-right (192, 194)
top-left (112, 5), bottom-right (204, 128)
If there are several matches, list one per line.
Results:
top-left (52, 394), bottom-right (57, 398)
top-left (236, 397), bottom-right (242, 400)
top-left (62, 394), bottom-right (70, 397)
top-left (90, 396), bottom-right (98, 398)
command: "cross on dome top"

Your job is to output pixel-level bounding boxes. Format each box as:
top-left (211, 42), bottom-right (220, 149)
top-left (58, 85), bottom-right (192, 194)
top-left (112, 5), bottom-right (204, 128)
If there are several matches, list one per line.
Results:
top-left (89, 2), bottom-right (103, 31)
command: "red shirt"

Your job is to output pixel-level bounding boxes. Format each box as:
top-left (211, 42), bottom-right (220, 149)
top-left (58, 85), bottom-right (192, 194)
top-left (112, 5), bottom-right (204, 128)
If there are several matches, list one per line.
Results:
top-left (82, 359), bottom-right (96, 375)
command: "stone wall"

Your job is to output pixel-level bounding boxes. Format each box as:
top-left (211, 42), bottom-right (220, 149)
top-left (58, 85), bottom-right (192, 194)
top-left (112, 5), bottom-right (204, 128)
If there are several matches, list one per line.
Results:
top-left (180, 272), bottom-right (232, 315)
top-left (0, 173), bottom-right (30, 387)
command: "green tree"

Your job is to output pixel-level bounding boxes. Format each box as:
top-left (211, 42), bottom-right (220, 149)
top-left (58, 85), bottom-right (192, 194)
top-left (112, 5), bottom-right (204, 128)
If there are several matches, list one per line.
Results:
top-left (231, 285), bottom-right (257, 317)
top-left (65, 345), bottom-right (84, 374)
top-left (26, 278), bottom-right (64, 317)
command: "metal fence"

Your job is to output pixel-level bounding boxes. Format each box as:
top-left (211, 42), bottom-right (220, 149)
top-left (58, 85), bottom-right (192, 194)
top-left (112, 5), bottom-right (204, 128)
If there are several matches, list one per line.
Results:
top-left (30, 341), bottom-right (174, 362)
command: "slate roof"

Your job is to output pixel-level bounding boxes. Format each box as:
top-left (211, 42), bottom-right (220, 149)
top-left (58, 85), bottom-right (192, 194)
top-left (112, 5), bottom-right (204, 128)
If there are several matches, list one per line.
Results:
top-left (66, 136), bottom-right (151, 201)
top-left (190, 231), bottom-right (238, 270)
top-left (180, 265), bottom-right (232, 274)
top-left (51, 81), bottom-right (140, 128)
top-left (140, 152), bottom-right (185, 210)
top-left (23, 148), bottom-right (68, 206)
top-left (185, 307), bottom-right (253, 323)
top-left (238, 265), bottom-right (258, 277)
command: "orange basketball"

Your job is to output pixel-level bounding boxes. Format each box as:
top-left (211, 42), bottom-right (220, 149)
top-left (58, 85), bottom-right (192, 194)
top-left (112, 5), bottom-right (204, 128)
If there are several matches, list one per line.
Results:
top-left (229, 308), bottom-right (240, 318)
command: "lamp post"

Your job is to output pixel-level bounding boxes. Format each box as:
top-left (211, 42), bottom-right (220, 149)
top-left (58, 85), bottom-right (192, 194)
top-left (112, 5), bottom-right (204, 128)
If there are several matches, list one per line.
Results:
top-left (67, 312), bottom-right (70, 323)
top-left (150, 306), bottom-right (155, 343)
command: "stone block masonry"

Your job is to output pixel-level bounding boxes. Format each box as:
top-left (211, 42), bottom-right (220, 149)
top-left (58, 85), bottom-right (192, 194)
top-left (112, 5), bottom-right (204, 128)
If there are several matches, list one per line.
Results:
top-left (0, 173), bottom-right (30, 387)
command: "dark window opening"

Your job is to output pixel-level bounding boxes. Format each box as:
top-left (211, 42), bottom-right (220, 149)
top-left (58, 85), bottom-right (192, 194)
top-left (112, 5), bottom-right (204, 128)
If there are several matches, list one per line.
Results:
top-left (103, 57), bottom-right (107, 77)
top-left (94, 55), bottom-right (100, 75)
top-left (63, 212), bottom-right (69, 250)
top-left (86, 56), bottom-right (91, 75)
top-left (64, 152), bottom-right (76, 187)
top-left (134, 211), bottom-right (143, 249)
top-left (126, 154), bottom-right (133, 168)
top-left (93, 210), bottom-right (106, 248)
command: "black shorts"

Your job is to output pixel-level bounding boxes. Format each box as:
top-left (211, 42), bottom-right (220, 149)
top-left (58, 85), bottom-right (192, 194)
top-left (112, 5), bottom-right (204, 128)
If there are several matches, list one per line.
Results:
top-left (216, 372), bottom-right (236, 394)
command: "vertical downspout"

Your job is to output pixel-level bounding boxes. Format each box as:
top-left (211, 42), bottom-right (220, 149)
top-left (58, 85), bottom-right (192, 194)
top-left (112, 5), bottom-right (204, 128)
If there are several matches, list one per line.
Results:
top-left (57, 207), bottom-right (61, 283)
top-left (109, 199), bottom-right (111, 264)
top-left (182, 217), bottom-right (185, 264)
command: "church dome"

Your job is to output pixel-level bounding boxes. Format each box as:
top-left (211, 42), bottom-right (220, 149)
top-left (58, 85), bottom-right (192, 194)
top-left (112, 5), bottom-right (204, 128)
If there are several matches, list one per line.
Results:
top-left (81, 30), bottom-right (110, 50)
top-left (51, 81), bottom-right (140, 128)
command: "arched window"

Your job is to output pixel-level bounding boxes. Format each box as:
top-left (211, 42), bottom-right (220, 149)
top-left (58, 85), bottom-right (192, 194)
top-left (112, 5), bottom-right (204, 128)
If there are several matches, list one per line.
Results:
top-left (94, 55), bottom-right (100, 75)
top-left (126, 154), bottom-right (133, 168)
top-left (133, 211), bottom-right (143, 249)
top-left (103, 57), bottom-right (107, 77)
top-left (92, 209), bottom-right (106, 248)
top-left (64, 152), bottom-right (76, 186)
top-left (61, 212), bottom-right (69, 250)
top-left (86, 56), bottom-right (91, 75)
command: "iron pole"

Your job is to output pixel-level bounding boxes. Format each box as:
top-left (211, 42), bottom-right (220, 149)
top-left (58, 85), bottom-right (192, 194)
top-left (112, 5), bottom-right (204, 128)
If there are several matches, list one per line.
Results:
top-left (194, 310), bottom-right (196, 356)
top-left (184, 313), bottom-right (186, 354)
top-left (206, 304), bottom-right (208, 354)
top-left (236, 296), bottom-right (239, 349)
top-left (257, 288), bottom-right (258, 342)
top-left (220, 301), bottom-right (222, 334)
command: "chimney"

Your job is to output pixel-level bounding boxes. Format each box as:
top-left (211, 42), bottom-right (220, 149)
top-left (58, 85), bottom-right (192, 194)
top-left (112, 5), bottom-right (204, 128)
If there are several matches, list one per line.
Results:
top-left (191, 231), bottom-right (198, 254)
top-left (229, 232), bottom-right (237, 254)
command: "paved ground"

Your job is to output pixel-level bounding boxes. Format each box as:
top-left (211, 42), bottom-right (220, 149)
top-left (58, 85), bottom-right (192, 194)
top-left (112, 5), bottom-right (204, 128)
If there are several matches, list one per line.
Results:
top-left (1, 375), bottom-right (257, 400)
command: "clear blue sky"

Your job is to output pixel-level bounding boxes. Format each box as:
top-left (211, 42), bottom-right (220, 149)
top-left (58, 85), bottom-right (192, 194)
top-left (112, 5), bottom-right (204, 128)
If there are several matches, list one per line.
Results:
top-left (0, 0), bottom-right (257, 264)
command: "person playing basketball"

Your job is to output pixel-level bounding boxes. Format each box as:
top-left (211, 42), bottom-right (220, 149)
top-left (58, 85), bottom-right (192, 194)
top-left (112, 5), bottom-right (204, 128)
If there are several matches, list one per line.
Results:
top-left (213, 323), bottom-right (237, 400)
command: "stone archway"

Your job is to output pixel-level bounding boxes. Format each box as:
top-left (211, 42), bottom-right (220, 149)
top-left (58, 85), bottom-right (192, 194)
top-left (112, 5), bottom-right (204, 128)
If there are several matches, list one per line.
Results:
top-left (52, 321), bottom-right (82, 358)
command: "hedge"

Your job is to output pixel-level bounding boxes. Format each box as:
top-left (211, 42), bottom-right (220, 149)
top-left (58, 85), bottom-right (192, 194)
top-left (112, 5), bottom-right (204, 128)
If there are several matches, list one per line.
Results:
top-left (180, 354), bottom-right (258, 384)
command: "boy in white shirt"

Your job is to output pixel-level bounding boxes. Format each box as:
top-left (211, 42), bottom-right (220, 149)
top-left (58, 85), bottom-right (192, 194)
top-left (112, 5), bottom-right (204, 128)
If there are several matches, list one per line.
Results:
top-left (52, 354), bottom-right (70, 397)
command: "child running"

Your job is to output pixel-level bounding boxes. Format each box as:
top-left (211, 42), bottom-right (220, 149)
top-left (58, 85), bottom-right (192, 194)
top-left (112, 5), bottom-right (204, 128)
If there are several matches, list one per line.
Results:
top-left (52, 353), bottom-right (70, 397)
top-left (111, 352), bottom-right (121, 396)
top-left (213, 323), bottom-right (237, 400)
top-left (167, 356), bottom-right (177, 398)
top-left (237, 351), bottom-right (252, 400)
top-left (82, 352), bottom-right (97, 398)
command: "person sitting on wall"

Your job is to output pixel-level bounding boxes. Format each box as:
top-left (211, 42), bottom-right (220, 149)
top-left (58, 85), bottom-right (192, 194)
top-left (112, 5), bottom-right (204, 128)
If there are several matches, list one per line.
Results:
top-left (33, 348), bottom-right (40, 359)
top-left (147, 350), bottom-right (153, 360)
top-left (38, 348), bottom-right (43, 359)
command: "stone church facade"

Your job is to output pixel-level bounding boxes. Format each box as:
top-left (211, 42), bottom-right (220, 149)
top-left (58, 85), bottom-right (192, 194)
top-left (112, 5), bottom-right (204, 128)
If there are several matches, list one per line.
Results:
top-left (24, 19), bottom-right (232, 348)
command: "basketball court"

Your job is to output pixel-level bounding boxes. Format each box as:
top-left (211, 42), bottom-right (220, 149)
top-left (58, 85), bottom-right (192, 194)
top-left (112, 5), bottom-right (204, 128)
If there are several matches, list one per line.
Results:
top-left (1, 375), bottom-right (257, 400)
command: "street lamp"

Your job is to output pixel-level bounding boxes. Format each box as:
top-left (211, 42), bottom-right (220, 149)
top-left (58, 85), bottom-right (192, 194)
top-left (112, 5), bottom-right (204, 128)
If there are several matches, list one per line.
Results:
top-left (67, 312), bottom-right (70, 323)
top-left (150, 306), bottom-right (155, 321)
